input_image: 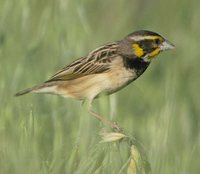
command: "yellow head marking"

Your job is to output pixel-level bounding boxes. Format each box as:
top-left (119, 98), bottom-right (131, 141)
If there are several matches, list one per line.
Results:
top-left (143, 35), bottom-right (163, 41)
top-left (149, 48), bottom-right (160, 58)
top-left (133, 43), bottom-right (144, 57)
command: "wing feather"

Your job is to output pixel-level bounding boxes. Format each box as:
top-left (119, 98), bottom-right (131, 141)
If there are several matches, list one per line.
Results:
top-left (45, 43), bottom-right (118, 82)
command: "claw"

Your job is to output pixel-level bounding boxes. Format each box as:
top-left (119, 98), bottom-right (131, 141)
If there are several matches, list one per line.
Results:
top-left (110, 121), bottom-right (123, 132)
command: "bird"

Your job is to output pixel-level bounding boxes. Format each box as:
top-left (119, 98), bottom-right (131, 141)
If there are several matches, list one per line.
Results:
top-left (15, 30), bottom-right (175, 130)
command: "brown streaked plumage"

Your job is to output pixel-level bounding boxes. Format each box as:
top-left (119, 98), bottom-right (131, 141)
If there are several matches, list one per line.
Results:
top-left (15, 30), bottom-right (175, 130)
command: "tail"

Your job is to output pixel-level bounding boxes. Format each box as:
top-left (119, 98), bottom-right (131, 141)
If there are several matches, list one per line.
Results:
top-left (15, 87), bottom-right (36, 96)
top-left (15, 83), bottom-right (57, 97)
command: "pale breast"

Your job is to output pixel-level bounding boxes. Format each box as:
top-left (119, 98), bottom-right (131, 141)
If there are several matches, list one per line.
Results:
top-left (104, 67), bottom-right (137, 94)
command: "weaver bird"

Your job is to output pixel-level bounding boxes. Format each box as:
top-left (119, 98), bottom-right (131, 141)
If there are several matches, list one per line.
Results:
top-left (15, 30), bottom-right (175, 130)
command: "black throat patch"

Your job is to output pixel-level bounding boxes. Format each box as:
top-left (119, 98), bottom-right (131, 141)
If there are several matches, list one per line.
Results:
top-left (123, 57), bottom-right (150, 76)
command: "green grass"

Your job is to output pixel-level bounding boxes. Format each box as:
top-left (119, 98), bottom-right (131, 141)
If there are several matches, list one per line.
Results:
top-left (0, 0), bottom-right (200, 173)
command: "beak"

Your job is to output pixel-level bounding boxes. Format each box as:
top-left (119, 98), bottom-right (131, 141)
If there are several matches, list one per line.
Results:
top-left (160, 40), bottom-right (175, 51)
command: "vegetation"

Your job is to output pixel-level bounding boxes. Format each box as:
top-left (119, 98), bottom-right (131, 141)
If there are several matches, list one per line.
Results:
top-left (0, 0), bottom-right (199, 173)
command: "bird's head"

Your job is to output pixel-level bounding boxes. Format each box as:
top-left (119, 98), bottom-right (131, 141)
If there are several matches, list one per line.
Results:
top-left (118, 30), bottom-right (175, 62)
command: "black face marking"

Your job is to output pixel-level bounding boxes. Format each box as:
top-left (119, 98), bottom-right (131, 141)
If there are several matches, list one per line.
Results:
top-left (155, 38), bottom-right (161, 45)
top-left (136, 40), bottom-right (156, 55)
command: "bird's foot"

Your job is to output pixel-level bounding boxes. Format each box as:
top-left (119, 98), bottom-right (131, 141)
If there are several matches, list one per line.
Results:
top-left (110, 121), bottom-right (123, 132)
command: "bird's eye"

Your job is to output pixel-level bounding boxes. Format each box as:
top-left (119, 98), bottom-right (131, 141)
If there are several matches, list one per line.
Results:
top-left (155, 38), bottom-right (161, 45)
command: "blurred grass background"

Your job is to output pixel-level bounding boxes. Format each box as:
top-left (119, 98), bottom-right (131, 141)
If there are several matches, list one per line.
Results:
top-left (0, 0), bottom-right (200, 173)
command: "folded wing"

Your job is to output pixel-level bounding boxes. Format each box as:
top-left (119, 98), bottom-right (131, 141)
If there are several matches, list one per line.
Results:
top-left (45, 43), bottom-right (118, 82)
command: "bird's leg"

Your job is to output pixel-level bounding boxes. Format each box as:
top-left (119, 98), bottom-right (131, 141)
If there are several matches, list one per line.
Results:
top-left (88, 109), bottom-right (122, 131)
top-left (85, 100), bottom-right (122, 131)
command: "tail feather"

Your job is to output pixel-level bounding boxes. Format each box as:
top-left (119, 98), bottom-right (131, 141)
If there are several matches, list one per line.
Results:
top-left (15, 85), bottom-right (42, 97)
top-left (15, 87), bottom-right (35, 96)
top-left (14, 83), bottom-right (57, 97)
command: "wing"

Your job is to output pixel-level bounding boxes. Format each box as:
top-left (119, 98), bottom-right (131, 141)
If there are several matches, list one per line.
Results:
top-left (45, 43), bottom-right (119, 82)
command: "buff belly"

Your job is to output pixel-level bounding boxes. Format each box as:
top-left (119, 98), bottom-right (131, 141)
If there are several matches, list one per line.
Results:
top-left (55, 68), bottom-right (136, 100)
